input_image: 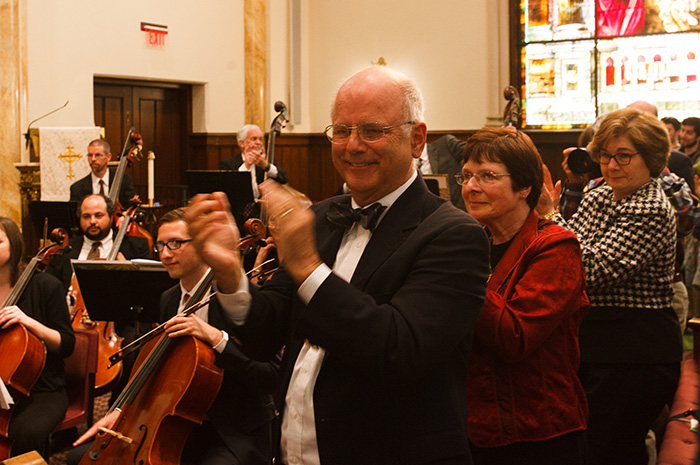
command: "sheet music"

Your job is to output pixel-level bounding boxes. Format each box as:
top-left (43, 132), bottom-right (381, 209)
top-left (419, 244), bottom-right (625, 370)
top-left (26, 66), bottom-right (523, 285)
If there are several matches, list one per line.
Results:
top-left (0, 377), bottom-right (14, 410)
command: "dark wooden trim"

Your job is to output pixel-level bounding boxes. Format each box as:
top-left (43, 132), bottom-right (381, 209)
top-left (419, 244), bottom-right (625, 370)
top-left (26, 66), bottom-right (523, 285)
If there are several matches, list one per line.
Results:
top-left (186, 128), bottom-right (580, 203)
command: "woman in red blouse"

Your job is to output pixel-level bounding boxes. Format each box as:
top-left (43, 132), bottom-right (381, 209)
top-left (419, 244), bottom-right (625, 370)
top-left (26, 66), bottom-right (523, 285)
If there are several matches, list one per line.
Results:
top-left (460, 128), bottom-right (589, 465)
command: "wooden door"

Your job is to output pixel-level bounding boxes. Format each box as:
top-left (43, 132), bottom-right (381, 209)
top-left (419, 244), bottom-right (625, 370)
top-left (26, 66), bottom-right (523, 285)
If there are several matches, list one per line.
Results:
top-left (94, 79), bottom-right (191, 209)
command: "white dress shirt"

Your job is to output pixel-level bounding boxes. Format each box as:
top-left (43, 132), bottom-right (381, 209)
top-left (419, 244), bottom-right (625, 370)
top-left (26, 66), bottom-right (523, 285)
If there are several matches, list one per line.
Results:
top-left (238, 161), bottom-right (280, 199)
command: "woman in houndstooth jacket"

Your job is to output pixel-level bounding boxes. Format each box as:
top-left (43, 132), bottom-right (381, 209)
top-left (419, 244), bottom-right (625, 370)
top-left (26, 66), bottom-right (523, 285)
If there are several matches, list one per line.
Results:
top-left (543, 107), bottom-right (682, 465)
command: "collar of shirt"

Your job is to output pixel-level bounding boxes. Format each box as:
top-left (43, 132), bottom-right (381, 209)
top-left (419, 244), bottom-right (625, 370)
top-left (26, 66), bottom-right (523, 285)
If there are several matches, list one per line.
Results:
top-left (349, 168), bottom-right (417, 217)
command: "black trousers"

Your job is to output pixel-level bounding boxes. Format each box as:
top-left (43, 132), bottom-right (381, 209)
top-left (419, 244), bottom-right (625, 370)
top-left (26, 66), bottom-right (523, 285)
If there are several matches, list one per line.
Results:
top-left (578, 361), bottom-right (680, 465)
top-left (8, 389), bottom-right (68, 458)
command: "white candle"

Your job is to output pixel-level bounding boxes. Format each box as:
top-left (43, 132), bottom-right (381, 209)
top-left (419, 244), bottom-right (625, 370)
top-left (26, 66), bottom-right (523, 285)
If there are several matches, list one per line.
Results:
top-left (147, 151), bottom-right (155, 206)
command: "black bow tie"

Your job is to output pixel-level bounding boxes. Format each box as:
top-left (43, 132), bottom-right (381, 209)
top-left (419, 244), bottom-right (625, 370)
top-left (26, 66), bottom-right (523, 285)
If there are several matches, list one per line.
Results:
top-left (326, 201), bottom-right (386, 233)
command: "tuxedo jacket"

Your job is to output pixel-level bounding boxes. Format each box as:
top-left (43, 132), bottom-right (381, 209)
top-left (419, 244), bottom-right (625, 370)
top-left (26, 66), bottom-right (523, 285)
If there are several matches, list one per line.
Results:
top-left (237, 176), bottom-right (490, 465)
top-left (427, 134), bottom-right (466, 211)
top-left (45, 231), bottom-right (151, 292)
top-left (160, 285), bottom-right (278, 464)
top-left (218, 154), bottom-right (289, 185)
top-left (69, 170), bottom-right (136, 207)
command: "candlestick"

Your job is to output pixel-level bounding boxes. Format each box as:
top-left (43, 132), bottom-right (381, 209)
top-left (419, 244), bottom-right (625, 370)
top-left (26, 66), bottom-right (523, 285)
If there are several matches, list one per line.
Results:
top-left (147, 151), bottom-right (155, 207)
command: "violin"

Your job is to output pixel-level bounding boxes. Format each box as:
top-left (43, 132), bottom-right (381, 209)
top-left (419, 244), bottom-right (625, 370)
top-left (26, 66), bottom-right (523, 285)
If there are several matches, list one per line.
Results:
top-left (0, 228), bottom-right (69, 460)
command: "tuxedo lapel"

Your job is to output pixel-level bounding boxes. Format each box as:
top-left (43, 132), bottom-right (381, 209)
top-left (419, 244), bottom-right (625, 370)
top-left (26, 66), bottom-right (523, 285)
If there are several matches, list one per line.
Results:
top-left (161, 286), bottom-right (182, 321)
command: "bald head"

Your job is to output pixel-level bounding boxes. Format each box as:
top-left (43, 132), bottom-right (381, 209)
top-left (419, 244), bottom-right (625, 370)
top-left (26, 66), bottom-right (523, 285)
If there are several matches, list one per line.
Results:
top-left (627, 100), bottom-right (658, 117)
top-left (332, 66), bottom-right (425, 124)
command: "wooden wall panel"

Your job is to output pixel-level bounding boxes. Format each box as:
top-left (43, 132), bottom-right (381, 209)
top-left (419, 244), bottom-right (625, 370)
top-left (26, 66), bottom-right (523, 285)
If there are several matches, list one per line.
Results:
top-left (186, 129), bottom-right (581, 204)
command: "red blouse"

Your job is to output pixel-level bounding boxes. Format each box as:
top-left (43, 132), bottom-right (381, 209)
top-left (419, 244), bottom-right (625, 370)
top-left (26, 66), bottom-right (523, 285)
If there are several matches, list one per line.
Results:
top-left (466, 210), bottom-right (589, 447)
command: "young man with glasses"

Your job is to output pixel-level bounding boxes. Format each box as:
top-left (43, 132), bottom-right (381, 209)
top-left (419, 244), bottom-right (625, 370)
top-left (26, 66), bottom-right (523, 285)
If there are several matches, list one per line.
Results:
top-left (68, 207), bottom-right (279, 465)
top-left (70, 138), bottom-right (136, 207)
top-left (187, 66), bottom-right (490, 465)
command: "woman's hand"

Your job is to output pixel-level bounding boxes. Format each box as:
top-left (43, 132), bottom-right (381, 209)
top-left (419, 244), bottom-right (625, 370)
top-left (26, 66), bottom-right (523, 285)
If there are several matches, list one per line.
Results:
top-left (0, 305), bottom-right (30, 329)
top-left (1, 305), bottom-right (63, 352)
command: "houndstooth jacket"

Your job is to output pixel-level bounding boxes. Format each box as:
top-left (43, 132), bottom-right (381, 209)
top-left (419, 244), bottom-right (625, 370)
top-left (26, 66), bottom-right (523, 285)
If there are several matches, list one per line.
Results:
top-left (556, 180), bottom-right (676, 309)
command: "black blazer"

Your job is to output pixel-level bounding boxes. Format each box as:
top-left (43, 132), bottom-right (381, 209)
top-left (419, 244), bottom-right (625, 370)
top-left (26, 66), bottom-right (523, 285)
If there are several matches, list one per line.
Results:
top-left (45, 232), bottom-right (151, 292)
top-left (427, 134), bottom-right (466, 211)
top-left (238, 177), bottom-right (490, 465)
top-left (160, 285), bottom-right (278, 464)
top-left (218, 154), bottom-right (289, 185)
top-left (70, 170), bottom-right (136, 207)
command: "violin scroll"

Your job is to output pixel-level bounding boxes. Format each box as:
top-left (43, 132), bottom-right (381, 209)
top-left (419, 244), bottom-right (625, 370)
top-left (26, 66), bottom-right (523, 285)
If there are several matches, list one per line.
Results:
top-left (238, 218), bottom-right (267, 250)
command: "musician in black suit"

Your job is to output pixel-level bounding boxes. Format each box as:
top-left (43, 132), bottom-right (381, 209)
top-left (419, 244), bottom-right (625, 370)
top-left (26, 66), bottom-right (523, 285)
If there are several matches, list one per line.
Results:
top-left (416, 134), bottom-right (467, 211)
top-left (45, 194), bottom-right (151, 292)
top-left (69, 207), bottom-right (278, 465)
top-left (187, 66), bottom-right (490, 464)
top-left (69, 139), bottom-right (136, 207)
top-left (218, 124), bottom-right (289, 195)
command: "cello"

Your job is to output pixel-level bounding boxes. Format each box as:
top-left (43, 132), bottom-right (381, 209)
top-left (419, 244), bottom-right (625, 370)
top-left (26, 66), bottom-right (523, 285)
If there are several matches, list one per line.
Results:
top-left (78, 271), bottom-right (223, 465)
top-left (0, 228), bottom-right (69, 460)
top-left (109, 128), bottom-right (153, 251)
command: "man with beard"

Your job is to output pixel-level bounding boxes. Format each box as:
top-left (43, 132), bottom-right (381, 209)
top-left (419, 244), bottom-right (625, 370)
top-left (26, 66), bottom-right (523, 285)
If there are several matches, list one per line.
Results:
top-left (46, 194), bottom-right (151, 290)
top-left (680, 117), bottom-right (700, 169)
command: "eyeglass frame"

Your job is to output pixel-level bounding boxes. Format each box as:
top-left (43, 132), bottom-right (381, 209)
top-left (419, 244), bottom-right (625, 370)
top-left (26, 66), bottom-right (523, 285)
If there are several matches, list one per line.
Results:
top-left (323, 121), bottom-right (415, 144)
top-left (455, 172), bottom-right (512, 186)
top-left (596, 150), bottom-right (639, 166)
top-left (154, 239), bottom-right (192, 253)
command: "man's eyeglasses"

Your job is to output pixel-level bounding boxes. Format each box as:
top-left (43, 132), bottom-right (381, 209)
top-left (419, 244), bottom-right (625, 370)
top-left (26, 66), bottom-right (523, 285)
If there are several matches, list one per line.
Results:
top-left (324, 122), bottom-right (414, 144)
top-left (597, 150), bottom-right (639, 166)
top-left (455, 172), bottom-right (512, 186)
top-left (154, 239), bottom-right (192, 253)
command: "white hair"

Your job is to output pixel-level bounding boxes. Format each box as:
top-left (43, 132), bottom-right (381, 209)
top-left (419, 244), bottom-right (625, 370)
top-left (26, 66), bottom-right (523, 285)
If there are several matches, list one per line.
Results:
top-left (237, 124), bottom-right (263, 144)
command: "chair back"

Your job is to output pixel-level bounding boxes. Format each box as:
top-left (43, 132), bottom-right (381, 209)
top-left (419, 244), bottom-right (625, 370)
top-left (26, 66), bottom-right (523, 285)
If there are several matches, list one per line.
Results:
top-left (53, 328), bottom-right (98, 432)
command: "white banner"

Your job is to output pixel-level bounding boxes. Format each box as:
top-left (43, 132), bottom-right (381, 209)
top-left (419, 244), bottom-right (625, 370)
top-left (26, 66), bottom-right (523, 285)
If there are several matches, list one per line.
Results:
top-left (38, 127), bottom-right (101, 201)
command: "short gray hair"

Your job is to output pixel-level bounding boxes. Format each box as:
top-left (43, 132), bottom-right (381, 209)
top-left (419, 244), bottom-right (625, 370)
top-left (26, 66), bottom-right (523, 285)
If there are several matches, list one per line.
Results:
top-left (237, 124), bottom-right (263, 144)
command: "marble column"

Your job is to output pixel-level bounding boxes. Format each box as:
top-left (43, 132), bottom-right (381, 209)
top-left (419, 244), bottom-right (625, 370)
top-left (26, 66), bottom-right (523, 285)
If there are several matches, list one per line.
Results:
top-left (0, 0), bottom-right (26, 224)
top-left (244, 0), bottom-right (266, 130)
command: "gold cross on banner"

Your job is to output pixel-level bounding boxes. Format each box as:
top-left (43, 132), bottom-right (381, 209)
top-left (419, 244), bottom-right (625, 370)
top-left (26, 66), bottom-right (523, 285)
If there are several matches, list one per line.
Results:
top-left (58, 144), bottom-right (82, 179)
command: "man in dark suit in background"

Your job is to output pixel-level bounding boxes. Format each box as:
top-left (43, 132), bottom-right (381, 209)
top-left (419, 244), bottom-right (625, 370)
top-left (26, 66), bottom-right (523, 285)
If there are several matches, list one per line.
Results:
top-left (70, 139), bottom-right (136, 207)
top-left (418, 134), bottom-right (467, 210)
top-left (187, 65), bottom-right (490, 464)
top-left (219, 124), bottom-right (289, 195)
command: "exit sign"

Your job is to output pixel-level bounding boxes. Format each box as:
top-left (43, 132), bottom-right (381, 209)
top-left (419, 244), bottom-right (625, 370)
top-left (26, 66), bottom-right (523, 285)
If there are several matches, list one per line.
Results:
top-left (141, 22), bottom-right (168, 48)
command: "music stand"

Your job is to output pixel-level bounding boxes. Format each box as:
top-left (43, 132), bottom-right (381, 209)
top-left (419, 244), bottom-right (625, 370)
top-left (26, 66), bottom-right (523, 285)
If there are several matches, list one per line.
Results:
top-left (72, 260), bottom-right (177, 324)
top-left (29, 200), bottom-right (80, 238)
top-left (186, 170), bottom-right (255, 229)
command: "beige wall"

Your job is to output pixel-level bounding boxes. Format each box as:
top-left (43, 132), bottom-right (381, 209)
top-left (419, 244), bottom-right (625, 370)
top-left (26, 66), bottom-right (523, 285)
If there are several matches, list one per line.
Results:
top-left (25, 0), bottom-right (509, 152)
